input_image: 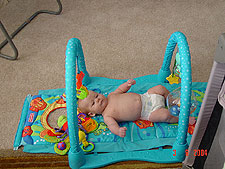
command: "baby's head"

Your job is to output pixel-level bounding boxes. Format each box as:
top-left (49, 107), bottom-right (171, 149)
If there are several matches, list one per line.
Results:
top-left (78, 90), bottom-right (108, 116)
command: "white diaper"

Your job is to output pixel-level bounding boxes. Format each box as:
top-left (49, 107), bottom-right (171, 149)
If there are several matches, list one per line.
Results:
top-left (140, 92), bottom-right (165, 120)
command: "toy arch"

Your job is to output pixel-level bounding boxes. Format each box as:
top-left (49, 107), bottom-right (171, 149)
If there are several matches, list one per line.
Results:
top-left (65, 31), bottom-right (192, 168)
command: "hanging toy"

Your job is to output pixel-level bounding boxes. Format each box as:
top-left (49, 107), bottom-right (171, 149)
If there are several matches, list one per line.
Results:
top-left (77, 112), bottom-right (96, 152)
top-left (54, 115), bottom-right (95, 153)
top-left (54, 115), bottom-right (70, 155)
top-left (76, 71), bottom-right (89, 100)
top-left (78, 129), bottom-right (95, 152)
top-left (167, 87), bottom-right (198, 116)
top-left (62, 71), bottom-right (89, 100)
top-left (57, 142), bottom-right (67, 150)
top-left (166, 53), bottom-right (181, 84)
top-left (77, 112), bottom-right (99, 133)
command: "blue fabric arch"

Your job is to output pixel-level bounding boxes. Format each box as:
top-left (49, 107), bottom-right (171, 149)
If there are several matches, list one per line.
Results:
top-left (158, 31), bottom-right (192, 160)
top-left (65, 38), bottom-right (88, 168)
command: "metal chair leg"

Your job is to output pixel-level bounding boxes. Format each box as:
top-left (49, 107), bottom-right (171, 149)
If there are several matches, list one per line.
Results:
top-left (0, 0), bottom-right (62, 60)
top-left (0, 21), bottom-right (18, 60)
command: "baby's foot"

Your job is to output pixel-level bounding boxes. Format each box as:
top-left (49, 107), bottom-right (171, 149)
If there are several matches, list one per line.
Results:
top-left (127, 79), bottom-right (136, 86)
top-left (119, 127), bottom-right (127, 137)
top-left (189, 116), bottom-right (196, 125)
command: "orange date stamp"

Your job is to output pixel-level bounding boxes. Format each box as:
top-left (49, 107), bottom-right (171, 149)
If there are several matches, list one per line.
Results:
top-left (173, 149), bottom-right (208, 157)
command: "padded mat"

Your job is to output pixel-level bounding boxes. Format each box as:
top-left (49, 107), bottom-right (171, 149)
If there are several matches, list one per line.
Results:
top-left (14, 75), bottom-right (207, 155)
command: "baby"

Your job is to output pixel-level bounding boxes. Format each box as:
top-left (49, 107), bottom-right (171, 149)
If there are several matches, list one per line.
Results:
top-left (78, 79), bottom-right (179, 138)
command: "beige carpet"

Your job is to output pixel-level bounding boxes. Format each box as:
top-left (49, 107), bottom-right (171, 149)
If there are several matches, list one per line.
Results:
top-left (0, 0), bottom-right (225, 167)
top-left (0, 0), bottom-right (11, 9)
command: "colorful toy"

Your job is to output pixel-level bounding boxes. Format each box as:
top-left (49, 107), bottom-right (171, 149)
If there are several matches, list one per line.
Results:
top-left (53, 115), bottom-right (71, 155)
top-left (54, 137), bottom-right (70, 155)
top-left (79, 129), bottom-right (95, 152)
top-left (57, 142), bottom-right (67, 150)
top-left (55, 114), bottom-right (96, 153)
top-left (79, 129), bottom-right (88, 147)
top-left (81, 141), bottom-right (95, 152)
top-left (166, 53), bottom-right (181, 84)
top-left (169, 105), bottom-right (180, 116)
top-left (61, 71), bottom-right (89, 100)
top-left (77, 114), bottom-right (96, 152)
top-left (167, 87), bottom-right (198, 116)
top-left (55, 115), bottom-right (69, 141)
top-left (76, 71), bottom-right (89, 100)
top-left (77, 112), bottom-right (99, 133)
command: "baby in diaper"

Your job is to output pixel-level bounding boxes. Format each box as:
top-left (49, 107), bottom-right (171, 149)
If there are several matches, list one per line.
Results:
top-left (78, 79), bottom-right (180, 138)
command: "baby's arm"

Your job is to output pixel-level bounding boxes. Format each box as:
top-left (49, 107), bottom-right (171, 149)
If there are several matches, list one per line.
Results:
top-left (104, 116), bottom-right (127, 137)
top-left (114, 79), bottom-right (136, 94)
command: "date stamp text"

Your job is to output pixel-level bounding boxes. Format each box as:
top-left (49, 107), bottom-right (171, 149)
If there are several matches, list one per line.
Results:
top-left (173, 149), bottom-right (207, 157)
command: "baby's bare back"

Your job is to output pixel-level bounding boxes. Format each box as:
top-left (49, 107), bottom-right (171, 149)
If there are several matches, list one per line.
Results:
top-left (104, 92), bottom-right (142, 122)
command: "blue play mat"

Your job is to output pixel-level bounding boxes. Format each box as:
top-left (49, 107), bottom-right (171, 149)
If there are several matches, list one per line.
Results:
top-left (14, 32), bottom-right (207, 169)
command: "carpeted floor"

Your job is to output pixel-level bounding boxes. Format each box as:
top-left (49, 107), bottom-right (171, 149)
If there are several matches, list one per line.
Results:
top-left (0, 0), bottom-right (225, 168)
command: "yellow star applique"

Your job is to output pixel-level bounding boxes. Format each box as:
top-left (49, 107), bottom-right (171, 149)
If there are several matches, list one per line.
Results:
top-left (166, 74), bottom-right (180, 84)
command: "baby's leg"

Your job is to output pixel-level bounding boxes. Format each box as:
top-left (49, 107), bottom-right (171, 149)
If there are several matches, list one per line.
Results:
top-left (148, 108), bottom-right (179, 123)
top-left (147, 85), bottom-right (170, 99)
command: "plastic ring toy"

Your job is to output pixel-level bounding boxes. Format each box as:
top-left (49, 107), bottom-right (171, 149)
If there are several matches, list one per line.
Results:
top-left (81, 142), bottom-right (95, 152)
top-left (78, 113), bottom-right (86, 122)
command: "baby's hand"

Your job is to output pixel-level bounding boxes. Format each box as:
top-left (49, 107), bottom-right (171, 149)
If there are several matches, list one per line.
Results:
top-left (127, 79), bottom-right (136, 86)
top-left (119, 127), bottom-right (127, 137)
